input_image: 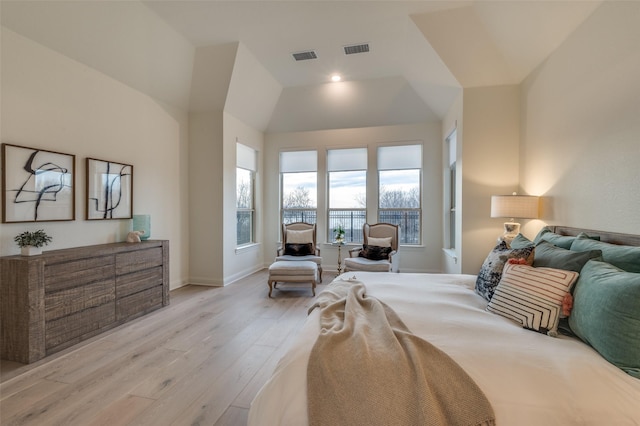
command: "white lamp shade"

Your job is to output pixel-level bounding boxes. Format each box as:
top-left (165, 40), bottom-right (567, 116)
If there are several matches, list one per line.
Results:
top-left (491, 195), bottom-right (539, 219)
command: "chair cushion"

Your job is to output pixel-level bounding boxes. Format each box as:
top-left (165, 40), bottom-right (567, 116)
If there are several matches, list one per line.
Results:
top-left (275, 255), bottom-right (322, 266)
top-left (367, 236), bottom-right (392, 247)
top-left (284, 243), bottom-right (313, 256)
top-left (359, 244), bottom-right (392, 260)
top-left (269, 260), bottom-right (317, 276)
top-left (344, 257), bottom-right (391, 272)
top-left (286, 229), bottom-right (314, 244)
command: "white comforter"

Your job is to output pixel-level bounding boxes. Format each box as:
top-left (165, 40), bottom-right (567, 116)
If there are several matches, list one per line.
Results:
top-left (248, 272), bottom-right (640, 425)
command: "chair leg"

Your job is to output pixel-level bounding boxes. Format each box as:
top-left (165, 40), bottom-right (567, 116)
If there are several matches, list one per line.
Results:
top-left (318, 267), bottom-right (323, 283)
top-left (268, 280), bottom-right (274, 297)
top-left (311, 280), bottom-right (316, 296)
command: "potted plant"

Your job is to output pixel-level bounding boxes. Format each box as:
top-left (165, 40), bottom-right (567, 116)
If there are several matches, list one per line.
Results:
top-left (333, 224), bottom-right (345, 243)
top-left (14, 229), bottom-right (53, 256)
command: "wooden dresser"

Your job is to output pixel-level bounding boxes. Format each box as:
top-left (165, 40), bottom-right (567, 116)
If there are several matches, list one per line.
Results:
top-left (0, 240), bottom-right (169, 364)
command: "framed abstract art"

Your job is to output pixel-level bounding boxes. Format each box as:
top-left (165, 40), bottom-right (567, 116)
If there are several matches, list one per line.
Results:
top-left (2, 143), bottom-right (76, 223)
top-left (86, 158), bottom-right (133, 220)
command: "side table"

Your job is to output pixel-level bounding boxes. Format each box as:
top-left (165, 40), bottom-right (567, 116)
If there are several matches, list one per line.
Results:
top-left (333, 241), bottom-right (345, 274)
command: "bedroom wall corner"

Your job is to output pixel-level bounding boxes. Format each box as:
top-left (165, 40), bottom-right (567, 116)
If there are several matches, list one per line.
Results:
top-left (188, 110), bottom-right (225, 286)
top-left (460, 85), bottom-right (520, 275)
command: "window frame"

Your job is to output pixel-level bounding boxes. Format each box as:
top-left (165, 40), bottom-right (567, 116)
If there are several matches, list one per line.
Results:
top-left (377, 144), bottom-right (423, 245)
top-left (280, 150), bottom-right (318, 225)
top-left (327, 148), bottom-right (367, 243)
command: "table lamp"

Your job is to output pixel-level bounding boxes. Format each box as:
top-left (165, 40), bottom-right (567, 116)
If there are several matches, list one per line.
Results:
top-left (491, 193), bottom-right (539, 244)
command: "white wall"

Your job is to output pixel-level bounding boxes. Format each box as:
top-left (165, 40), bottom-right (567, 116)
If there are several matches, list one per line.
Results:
top-left (187, 111), bottom-right (224, 285)
top-left (520, 1), bottom-right (640, 235)
top-left (460, 85), bottom-right (521, 274)
top-left (264, 122), bottom-right (443, 274)
top-left (0, 28), bottom-right (188, 288)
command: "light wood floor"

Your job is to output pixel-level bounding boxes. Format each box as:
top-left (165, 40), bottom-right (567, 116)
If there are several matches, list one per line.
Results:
top-left (0, 269), bottom-right (335, 426)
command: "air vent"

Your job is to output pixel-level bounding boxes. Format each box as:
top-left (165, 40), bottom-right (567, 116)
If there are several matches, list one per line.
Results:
top-left (344, 43), bottom-right (370, 55)
top-left (292, 50), bottom-right (317, 61)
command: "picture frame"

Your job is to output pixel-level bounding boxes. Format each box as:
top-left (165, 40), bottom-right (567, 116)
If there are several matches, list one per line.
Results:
top-left (86, 158), bottom-right (133, 220)
top-left (2, 143), bottom-right (76, 223)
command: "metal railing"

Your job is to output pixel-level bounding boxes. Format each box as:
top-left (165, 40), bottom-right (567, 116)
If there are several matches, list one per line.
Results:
top-left (379, 209), bottom-right (421, 244)
top-left (282, 209), bottom-right (317, 224)
top-left (328, 210), bottom-right (366, 243)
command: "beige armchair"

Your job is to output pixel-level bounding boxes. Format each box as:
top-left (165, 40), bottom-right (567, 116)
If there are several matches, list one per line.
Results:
top-left (344, 223), bottom-right (399, 273)
top-left (276, 222), bottom-right (323, 281)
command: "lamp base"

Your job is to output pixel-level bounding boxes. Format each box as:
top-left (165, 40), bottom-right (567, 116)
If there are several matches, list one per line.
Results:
top-left (498, 221), bottom-right (521, 245)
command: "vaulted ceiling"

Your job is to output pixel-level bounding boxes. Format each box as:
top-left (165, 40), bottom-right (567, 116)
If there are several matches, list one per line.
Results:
top-left (1, 1), bottom-right (601, 132)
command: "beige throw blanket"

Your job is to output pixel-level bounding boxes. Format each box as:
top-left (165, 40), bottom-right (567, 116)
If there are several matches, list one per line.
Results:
top-left (307, 280), bottom-right (496, 426)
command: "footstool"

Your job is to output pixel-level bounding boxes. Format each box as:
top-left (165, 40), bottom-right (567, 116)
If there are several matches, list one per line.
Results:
top-left (268, 260), bottom-right (318, 297)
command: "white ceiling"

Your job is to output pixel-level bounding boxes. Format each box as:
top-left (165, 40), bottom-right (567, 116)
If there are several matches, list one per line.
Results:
top-left (1, 0), bottom-right (602, 132)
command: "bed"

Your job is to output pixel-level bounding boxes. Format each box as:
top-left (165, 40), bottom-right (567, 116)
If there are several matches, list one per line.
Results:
top-left (248, 227), bottom-right (640, 425)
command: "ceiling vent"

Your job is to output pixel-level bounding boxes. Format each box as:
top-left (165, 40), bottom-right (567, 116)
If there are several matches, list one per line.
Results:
top-left (344, 43), bottom-right (370, 55)
top-left (292, 50), bottom-right (318, 61)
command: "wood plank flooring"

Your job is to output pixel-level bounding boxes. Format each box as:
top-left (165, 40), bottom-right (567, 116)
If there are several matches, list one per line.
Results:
top-left (1, 269), bottom-right (335, 426)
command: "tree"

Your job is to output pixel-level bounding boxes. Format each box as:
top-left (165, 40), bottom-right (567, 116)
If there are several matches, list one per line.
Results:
top-left (379, 185), bottom-right (419, 208)
top-left (283, 186), bottom-right (313, 208)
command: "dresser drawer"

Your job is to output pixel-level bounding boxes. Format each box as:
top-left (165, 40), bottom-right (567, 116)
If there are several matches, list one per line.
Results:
top-left (45, 255), bottom-right (115, 293)
top-left (116, 266), bottom-right (163, 298)
top-left (46, 302), bottom-right (116, 352)
top-left (116, 285), bottom-right (163, 322)
top-left (45, 278), bottom-right (115, 321)
top-left (116, 247), bottom-right (163, 275)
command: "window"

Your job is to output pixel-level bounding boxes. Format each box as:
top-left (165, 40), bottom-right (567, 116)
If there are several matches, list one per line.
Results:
top-left (327, 148), bottom-right (367, 243)
top-left (446, 129), bottom-right (457, 250)
top-left (236, 144), bottom-right (256, 246)
top-left (280, 150), bottom-right (317, 224)
top-left (378, 144), bottom-right (422, 245)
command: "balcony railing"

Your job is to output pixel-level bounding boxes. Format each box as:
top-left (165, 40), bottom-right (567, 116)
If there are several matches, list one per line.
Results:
top-left (328, 210), bottom-right (366, 243)
top-left (282, 209), bottom-right (317, 224)
top-left (379, 209), bottom-right (421, 244)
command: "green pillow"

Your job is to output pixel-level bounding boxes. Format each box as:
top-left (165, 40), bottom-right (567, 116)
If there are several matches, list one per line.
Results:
top-left (533, 227), bottom-right (575, 250)
top-left (570, 234), bottom-right (640, 273)
top-left (569, 260), bottom-right (640, 378)
top-left (533, 241), bottom-right (602, 272)
top-left (509, 233), bottom-right (534, 249)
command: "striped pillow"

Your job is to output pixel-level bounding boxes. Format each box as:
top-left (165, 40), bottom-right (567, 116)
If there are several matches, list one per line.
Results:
top-left (487, 263), bottom-right (579, 336)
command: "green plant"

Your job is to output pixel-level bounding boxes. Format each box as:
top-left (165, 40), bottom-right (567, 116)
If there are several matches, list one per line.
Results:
top-left (333, 224), bottom-right (345, 240)
top-left (14, 230), bottom-right (53, 248)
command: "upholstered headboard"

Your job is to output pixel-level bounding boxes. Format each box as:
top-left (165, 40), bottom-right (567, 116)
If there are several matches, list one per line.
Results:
top-left (550, 226), bottom-right (640, 247)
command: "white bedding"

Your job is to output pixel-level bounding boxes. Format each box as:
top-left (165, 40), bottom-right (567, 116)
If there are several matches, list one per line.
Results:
top-left (248, 272), bottom-right (640, 426)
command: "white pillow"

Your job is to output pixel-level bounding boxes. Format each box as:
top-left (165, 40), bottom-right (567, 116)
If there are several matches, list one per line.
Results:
top-left (287, 229), bottom-right (314, 244)
top-left (487, 262), bottom-right (578, 337)
top-left (367, 236), bottom-right (392, 247)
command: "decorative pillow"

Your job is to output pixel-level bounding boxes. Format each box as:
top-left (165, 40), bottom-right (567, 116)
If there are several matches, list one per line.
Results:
top-left (570, 234), bottom-right (640, 273)
top-left (533, 241), bottom-right (602, 272)
top-left (359, 244), bottom-right (392, 261)
top-left (487, 263), bottom-right (579, 336)
top-left (284, 243), bottom-right (313, 256)
top-left (367, 236), bottom-right (392, 247)
top-left (475, 241), bottom-right (535, 301)
top-left (286, 229), bottom-right (314, 245)
top-left (509, 233), bottom-right (534, 249)
top-left (569, 260), bottom-right (640, 378)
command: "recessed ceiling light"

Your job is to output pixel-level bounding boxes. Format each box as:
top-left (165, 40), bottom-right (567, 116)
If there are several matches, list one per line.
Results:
top-left (331, 74), bottom-right (341, 82)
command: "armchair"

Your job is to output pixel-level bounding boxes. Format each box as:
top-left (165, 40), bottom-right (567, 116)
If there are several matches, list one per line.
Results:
top-left (276, 222), bottom-right (323, 281)
top-left (344, 223), bottom-right (399, 273)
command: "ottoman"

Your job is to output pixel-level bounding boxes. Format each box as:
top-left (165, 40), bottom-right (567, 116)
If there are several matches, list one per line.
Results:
top-left (268, 260), bottom-right (318, 297)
